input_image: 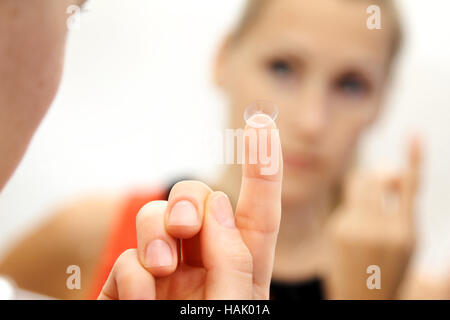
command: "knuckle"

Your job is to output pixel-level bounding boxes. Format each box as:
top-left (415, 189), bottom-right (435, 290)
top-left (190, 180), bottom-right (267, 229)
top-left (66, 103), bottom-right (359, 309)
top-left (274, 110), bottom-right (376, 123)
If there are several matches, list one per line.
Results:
top-left (116, 249), bottom-right (137, 265)
top-left (229, 245), bottom-right (253, 274)
top-left (114, 249), bottom-right (140, 284)
top-left (112, 249), bottom-right (138, 277)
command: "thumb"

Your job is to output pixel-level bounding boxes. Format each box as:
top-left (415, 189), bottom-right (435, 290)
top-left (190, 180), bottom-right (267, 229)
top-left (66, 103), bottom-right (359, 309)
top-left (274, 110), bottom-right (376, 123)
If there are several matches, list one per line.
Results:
top-left (201, 191), bottom-right (253, 299)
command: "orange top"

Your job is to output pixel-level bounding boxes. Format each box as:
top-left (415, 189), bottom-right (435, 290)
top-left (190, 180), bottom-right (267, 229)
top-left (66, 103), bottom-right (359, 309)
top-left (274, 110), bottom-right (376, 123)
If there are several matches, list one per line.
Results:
top-left (87, 188), bottom-right (168, 300)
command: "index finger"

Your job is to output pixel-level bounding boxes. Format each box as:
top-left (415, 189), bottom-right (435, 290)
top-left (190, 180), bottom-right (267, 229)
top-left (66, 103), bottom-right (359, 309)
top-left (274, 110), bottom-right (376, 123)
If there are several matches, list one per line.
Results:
top-left (401, 134), bottom-right (423, 221)
top-left (234, 113), bottom-right (283, 298)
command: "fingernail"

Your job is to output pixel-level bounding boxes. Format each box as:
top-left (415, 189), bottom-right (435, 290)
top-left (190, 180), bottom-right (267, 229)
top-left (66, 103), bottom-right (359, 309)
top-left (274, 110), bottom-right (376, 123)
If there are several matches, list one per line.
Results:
top-left (168, 200), bottom-right (198, 226)
top-left (211, 192), bottom-right (235, 228)
top-left (247, 114), bottom-right (275, 129)
top-left (244, 101), bottom-right (278, 128)
top-left (145, 239), bottom-right (173, 268)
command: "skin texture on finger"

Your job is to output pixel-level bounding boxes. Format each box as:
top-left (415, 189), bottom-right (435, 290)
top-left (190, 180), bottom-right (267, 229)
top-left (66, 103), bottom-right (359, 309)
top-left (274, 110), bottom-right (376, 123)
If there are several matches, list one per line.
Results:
top-left (136, 201), bottom-right (178, 277)
top-left (201, 192), bottom-right (253, 299)
top-left (165, 181), bottom-right (212, 239)
top-left (234, 114), bottom-right (283, 298)
top-left (98, 249), bottom-right (155, 300)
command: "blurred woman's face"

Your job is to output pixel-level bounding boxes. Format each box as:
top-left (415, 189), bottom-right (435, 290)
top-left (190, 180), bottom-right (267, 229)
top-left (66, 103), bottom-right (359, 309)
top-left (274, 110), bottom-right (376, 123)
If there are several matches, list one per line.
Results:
top-left (217, 0), bottom-right (396, 208)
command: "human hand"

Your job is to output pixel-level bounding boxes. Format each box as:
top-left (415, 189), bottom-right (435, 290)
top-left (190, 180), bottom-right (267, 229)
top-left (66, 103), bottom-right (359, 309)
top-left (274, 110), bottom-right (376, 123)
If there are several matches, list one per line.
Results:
top-left (324, 137), bottom-right (422, 299)
top-left (98, 114), bottom-right (283, 299)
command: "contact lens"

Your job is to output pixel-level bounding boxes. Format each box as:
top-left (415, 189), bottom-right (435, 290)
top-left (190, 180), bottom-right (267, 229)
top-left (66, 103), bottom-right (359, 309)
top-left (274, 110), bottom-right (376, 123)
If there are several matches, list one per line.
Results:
top-left (244, 100), bottom-right (279, 128)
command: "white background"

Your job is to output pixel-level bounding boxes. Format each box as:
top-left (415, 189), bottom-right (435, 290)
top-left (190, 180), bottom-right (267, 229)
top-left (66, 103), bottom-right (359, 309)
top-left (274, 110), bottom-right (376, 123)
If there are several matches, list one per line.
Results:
top-left (0, 0), bottom-right (449, 276)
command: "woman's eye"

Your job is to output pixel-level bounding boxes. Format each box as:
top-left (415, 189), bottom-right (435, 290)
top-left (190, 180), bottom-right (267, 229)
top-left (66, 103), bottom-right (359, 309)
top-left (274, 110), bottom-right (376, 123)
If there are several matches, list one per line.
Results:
top-left (336, 74), bottom-right (368, 96)
top-left (269, 59), bottom-right (293, 78)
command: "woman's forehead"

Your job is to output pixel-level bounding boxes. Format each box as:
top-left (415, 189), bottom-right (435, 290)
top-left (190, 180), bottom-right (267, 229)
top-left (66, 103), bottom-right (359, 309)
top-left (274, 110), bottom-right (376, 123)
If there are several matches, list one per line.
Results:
top-left (242, 0), bottom-right (394, 63)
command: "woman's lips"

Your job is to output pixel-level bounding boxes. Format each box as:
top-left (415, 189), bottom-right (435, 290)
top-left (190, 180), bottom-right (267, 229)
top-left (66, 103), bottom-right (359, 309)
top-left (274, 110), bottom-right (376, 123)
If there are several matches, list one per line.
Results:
top-left (283, 152), bottom-right (322, 171)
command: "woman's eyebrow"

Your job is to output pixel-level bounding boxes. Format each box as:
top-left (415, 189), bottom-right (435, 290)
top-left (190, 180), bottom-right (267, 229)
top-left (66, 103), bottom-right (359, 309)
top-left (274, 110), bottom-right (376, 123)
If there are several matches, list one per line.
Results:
top-left (339, 58), bottom-right (385, 81)
top-left (254, 40), bottom-right (312, 62)
top-left (255, 34), bottom-right (314, 57)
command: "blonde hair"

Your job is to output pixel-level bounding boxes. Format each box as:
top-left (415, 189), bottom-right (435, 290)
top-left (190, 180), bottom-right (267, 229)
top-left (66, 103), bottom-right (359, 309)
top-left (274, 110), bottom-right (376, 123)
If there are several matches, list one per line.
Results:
top-left (231, 0), bottom-right (403, 68)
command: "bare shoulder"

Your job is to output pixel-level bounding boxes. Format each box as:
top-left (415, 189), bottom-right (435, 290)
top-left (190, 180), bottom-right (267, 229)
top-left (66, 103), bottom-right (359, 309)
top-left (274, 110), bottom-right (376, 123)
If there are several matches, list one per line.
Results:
top-left (0, 194), bottom-right (126, 300)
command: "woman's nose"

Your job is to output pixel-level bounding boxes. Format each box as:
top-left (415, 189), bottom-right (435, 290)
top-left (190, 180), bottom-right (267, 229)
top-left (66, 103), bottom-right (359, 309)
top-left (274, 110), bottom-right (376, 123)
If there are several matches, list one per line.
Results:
top-left (291, 86), bottom-right (328, 142)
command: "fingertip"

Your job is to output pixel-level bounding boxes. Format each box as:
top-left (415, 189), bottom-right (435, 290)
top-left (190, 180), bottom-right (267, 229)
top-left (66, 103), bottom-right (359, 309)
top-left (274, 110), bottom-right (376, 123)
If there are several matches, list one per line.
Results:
top-left (242, 114), bottom-right (282, 181)
top-left (244, 100), bottom-right (278, 129)
top-left (245, 113), bottom-right (277, 130)
top-left (143, 238), bottom-right (178, 277)
top-left (166, 224), bottom-right (201, 239)
top-left (164, 180), bottom-right (212, 239)
top-left (166, 200), bottom-right (201, 239)
top-left (136, 201), bottom-right (179, 277)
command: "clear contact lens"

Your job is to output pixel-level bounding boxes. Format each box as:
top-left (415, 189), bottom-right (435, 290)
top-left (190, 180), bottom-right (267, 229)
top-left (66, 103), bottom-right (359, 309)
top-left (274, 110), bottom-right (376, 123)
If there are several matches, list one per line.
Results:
top-left (244, 100), bottom-right (279, 128)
